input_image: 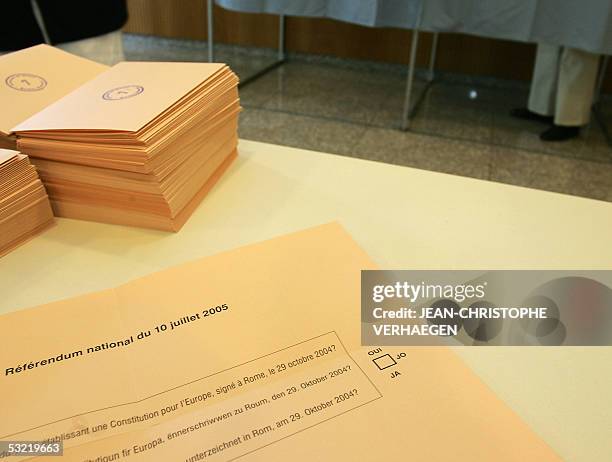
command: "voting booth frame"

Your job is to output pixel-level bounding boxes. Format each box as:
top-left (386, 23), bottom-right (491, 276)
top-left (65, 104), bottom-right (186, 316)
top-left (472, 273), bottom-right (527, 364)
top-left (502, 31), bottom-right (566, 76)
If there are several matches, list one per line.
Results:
top-left (204, 0), bottom-right (611, 138)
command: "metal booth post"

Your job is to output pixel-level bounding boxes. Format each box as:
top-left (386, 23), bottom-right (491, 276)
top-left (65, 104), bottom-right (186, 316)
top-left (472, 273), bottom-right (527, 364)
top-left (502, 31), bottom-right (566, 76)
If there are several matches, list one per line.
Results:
top-left (206, 1), bottom-right (287, 87)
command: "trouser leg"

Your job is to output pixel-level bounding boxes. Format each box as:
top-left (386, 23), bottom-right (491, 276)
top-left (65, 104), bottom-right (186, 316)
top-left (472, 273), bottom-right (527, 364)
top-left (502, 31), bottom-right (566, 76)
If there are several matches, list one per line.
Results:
top-left (527, 43), bottom-right (561, 117)
top-left (554, 47), bottom-right (600, 126)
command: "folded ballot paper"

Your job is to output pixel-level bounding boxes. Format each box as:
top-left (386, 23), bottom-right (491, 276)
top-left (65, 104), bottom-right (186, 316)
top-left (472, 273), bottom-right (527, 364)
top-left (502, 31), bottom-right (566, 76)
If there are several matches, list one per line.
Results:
top-left (0, 224), bottom-right (559, 461)
top-left (13, 61), bottom-right (240, 231)
top-left (0, 149), bottom-right (54, 257)
top-left (0, 44), bottom-right (107, 149)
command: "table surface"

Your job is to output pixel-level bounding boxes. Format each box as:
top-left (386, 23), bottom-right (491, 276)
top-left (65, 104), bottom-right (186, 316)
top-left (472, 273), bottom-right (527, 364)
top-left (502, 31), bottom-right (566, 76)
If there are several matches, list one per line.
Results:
top-left (1, 140), bottom-right (612, 461)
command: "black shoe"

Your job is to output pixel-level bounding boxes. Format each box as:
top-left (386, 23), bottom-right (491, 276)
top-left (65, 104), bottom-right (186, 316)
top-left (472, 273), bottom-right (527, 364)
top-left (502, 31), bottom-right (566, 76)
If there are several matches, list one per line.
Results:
top-left (510, 108), bottom-right (554, 124)
top-left (539, 125), bottom-right (580, 142)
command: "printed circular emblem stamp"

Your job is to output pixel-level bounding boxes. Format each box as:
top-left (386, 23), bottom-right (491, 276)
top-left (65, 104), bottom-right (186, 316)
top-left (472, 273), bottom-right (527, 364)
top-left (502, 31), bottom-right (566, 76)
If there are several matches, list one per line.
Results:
top-left (102, 85), bottom-right (144, 101)
top-left (5, 73), bottom-right (47, 91)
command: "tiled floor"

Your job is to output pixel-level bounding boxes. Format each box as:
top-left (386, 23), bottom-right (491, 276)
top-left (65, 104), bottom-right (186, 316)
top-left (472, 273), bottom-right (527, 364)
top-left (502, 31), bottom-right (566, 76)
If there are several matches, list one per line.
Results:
top-left (124, 34), bottom-right (612, 202)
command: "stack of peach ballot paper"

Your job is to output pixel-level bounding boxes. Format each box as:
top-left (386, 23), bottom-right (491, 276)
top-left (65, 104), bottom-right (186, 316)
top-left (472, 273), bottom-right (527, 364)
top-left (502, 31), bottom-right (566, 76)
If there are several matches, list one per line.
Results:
top-left (0, 44), bottom-right (107, 149)
top-left (0, 149), bottom-right (54, 257)
top-left (14, 61), bottom-right (240, 231)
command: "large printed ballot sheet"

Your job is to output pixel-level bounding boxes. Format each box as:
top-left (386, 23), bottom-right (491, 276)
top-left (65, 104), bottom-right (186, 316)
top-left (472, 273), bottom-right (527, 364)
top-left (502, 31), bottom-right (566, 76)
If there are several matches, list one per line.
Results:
top-left (0, 224), bottom-right (559, 461)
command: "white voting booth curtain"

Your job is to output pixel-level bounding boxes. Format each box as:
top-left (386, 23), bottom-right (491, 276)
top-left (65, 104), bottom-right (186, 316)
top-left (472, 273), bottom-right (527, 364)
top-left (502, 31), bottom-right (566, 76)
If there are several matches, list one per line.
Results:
top-left (422, 0), bottom-right (612, 55)
top-left (216, 0), bottom-right (612, 54)
top-left (215, 0), bottom-right (422, 29)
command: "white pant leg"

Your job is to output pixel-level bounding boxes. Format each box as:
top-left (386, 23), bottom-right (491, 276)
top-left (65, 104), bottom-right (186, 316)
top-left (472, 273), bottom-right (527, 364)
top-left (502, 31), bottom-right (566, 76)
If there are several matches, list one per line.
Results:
top-left (58, 30), bottom-right (125, 66)
top-left (554, 47), bottom-right (600, 126)
top-left (528, 43), bottom-right (561, 117)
